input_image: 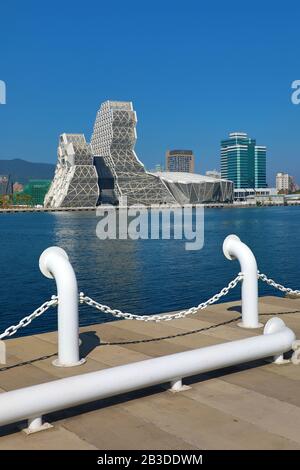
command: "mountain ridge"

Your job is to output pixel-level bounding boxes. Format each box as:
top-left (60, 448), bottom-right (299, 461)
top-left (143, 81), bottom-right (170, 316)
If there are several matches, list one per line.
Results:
top-left (0, 158), bottom-right (55, 184)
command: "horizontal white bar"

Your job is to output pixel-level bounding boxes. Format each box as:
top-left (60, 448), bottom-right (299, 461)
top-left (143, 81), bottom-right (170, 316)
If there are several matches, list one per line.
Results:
top-left (0, 317), bottom-right (295, 428)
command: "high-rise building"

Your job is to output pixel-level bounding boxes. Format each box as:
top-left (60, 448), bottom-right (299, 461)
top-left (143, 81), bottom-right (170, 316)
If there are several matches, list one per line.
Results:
top-left (166, 150), bottom-right (195, 173)
top-left (221, 132), bottom-right (267, 188)
top-left (276, 172), bottom-right (296, 193)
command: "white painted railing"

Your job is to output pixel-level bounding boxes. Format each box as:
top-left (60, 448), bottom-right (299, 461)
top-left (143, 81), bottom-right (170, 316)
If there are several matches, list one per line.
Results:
top-left (0, 317), bottom-right (295, 433)
top-left (223, 234), bottom-right (262, 329)
top-left (39, 247), bottom-right (85, 367)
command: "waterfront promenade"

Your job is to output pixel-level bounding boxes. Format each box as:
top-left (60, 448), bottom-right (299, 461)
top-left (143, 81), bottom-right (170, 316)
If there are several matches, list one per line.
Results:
top-left (0, 200), bottom-right (300, 214)
top-left (0, 295), bottom-right (299, 450)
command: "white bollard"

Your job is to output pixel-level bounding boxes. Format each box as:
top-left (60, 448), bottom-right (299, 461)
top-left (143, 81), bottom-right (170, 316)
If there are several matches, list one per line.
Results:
top-left (223, 235), bottom-right (263, 329)
top-left (39, 247), bottom-right (85, 367)
top-left (0, 317), bottom-right (294, 431)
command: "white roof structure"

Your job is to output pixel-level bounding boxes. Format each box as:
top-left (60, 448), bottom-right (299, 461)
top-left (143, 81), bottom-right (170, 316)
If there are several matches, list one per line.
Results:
top-left (151, 171), bottom-right (233, 204)
top-left (153, 171), bottom-right (229, 184)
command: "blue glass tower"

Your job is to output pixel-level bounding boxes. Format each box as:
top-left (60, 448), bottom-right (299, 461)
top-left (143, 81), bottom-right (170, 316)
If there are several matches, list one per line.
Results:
top-left (221, 132), bottom-right (267, 188)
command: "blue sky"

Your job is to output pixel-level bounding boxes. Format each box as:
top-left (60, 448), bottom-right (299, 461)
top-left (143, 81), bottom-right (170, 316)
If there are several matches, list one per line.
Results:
top-left (0, 0), bottom-right (299, 185)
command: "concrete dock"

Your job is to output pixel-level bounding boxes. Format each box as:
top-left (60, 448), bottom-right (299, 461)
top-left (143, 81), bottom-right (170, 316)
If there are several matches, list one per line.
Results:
top-left (0, 295), bottom-right (299, 450)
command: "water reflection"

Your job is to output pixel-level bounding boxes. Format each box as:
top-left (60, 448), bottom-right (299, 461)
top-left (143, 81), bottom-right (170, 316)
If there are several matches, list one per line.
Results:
top-left (0, 206), bottom-right (299, 336)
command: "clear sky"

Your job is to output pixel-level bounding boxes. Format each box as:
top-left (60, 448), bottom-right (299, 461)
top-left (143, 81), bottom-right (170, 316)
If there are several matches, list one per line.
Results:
top-left (0, 0), bottom-right (299, 185)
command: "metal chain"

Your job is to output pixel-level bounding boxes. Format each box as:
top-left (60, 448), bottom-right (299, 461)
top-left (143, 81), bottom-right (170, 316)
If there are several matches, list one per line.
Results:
top-left (258, 272), bottom-right (300, 296)
top-left (79, 273), bottom-right (243, 322)
top-left (2, 271), bottom-right (297, 341)
top-left (0, 296), bottom-right (58, 340)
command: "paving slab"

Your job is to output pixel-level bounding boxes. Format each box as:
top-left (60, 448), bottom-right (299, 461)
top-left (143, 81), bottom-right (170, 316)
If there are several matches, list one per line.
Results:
top-left (0, 295), bottom-right (299, 450)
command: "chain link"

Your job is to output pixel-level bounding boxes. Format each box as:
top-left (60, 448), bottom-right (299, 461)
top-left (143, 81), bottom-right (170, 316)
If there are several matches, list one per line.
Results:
top-left (0, 296), bottom-right (58, 340)
top-left (258, 272), bottom-right (300, 296)
top-left (79, 274), bottom-right (243, 322)
top-left (1, 271), bottom-right (297, 340)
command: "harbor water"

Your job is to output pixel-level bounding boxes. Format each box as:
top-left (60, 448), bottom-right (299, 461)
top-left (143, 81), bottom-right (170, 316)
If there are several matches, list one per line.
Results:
top-left (0, 205), bottom-right (299, 337)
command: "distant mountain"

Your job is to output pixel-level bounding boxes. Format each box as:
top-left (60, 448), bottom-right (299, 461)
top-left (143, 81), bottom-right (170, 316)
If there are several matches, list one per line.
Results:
top-left (0, 159), bottom-right (55, 185)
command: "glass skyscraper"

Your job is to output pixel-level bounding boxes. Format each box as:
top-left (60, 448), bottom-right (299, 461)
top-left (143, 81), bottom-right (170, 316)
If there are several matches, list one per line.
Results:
top-left (221, 132), bottom-right (267, 188)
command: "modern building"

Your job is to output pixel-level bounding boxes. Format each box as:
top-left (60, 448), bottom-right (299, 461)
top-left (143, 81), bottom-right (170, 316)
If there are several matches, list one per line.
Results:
top-left (276, 172), bottom-right (296, 193)
top-left (44, 100), bottom-right (233, 207)
top-left (234, 187), bottom-right (277, 202)
top-left (21, 180), bottom-right (52, 206)
top-left (154, 172), bottom-right (233, 204)
top-left (221, 132), bottom-right (267, 189)
top-left (91, 101), bottom-right (176, 205)
top-left (166, 150), bottom-right (195, 173)
top-left (44, 134), bottom-right (99, 208)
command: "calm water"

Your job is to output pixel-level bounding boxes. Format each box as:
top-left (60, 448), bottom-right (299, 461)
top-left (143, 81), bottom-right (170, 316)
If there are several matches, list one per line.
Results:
top-left (0, 206), bottom-right (299, 337)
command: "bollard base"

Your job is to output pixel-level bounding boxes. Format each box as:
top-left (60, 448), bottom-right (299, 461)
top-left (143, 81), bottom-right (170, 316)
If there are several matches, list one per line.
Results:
top-left (23, 422), bottom-right (53, 435)
top-left (52, 358), bottom-right (86, 368)
top-left (273, 353), bottom-right (290, 365)
top-left (167, 379), bottom-right (191, 393)
top-left (237, 321), bottom-right (263, 329)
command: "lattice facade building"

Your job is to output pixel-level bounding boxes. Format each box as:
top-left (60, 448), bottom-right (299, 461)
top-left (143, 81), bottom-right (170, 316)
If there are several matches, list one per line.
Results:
top-left (91, 101), bottom-right (176, 205)
top-left (154, 172), bottom-right (233, 204)
top-left (44, 134), bottom-right (99, 208)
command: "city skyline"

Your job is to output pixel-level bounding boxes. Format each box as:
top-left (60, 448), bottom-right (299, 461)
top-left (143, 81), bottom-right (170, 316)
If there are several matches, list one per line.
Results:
top-left (1, 1), bottom-right (300, 185)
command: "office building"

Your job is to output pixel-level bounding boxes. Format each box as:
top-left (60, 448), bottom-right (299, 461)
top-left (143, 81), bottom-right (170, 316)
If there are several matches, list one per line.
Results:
top-left (166, 150), bottom-right (195, 173)
top-left (221, 132), bottom-right (267, 188)
top-left (276, 172), bottom-right (296, 193)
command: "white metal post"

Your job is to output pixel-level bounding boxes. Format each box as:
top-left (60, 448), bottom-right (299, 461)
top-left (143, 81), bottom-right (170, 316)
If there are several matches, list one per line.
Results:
top-left (223, 235), bottom-right (263, 328)
top-left (39, 247), bottom-right (85, 367)
top-left (0, 317), bottom-right (294, 430)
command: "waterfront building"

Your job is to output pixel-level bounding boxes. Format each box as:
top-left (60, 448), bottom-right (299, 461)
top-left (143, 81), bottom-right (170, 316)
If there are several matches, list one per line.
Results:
top-left (44, 100), bottom-right (233, 207)
top-left (91, 101), bottom-right (176, 205)
top-left (166, 150), bottom-right (195, 173)
top-left (153, 171), bottom-right (233, 204)
top-left (276, 172), bottom-right (296, 193)
top-left (21, 180), bottom-right (52, 206)
top-left (44, 134), bottom-right (99, 208)
top-left (234, 187), bottom-right (277, 202)
top-left (221, 132), bottom-right (267, 189)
